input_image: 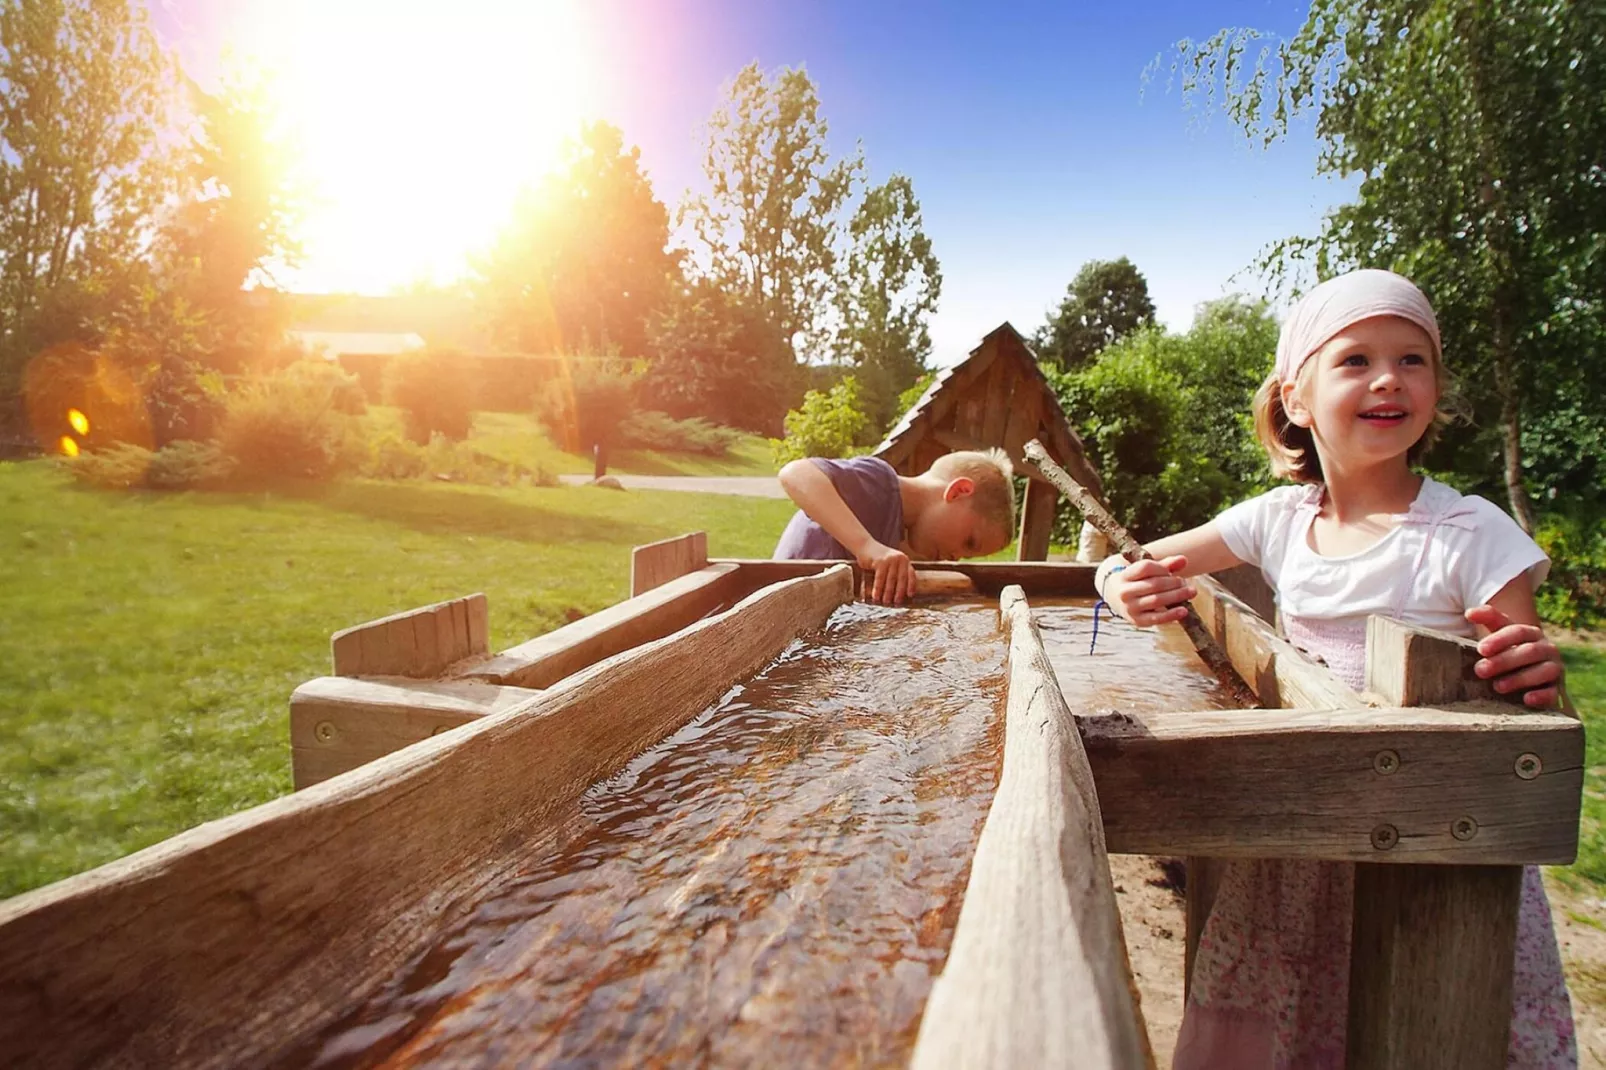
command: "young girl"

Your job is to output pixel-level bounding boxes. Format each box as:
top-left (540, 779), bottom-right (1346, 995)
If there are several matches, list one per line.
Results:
top-left (1097, 269), bottom-right (1575, 1068)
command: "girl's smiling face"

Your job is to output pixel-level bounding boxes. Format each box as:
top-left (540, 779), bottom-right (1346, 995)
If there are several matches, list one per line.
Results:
top-left (1282, 315), bottom-right (1441, 471)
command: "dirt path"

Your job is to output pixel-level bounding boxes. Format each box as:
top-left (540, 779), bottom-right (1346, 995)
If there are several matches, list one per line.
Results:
top-left (1106, 858), bottom-right (1606, 1068)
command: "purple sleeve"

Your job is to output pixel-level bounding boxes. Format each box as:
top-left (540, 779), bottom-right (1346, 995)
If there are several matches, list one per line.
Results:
top-left (773, 456), bottom-right (905, 560)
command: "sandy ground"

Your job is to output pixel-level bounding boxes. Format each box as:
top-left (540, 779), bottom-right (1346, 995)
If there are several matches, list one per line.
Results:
top-left (1107, 856), bottom-right (1606, 1069)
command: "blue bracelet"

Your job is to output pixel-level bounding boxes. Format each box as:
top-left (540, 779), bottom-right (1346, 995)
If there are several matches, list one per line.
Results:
top-left (1097, 564), bottom-right (1127, 601)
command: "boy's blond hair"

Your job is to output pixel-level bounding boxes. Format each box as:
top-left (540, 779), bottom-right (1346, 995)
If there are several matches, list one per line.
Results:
top-left (929, 448), bottom-right (1016, 535)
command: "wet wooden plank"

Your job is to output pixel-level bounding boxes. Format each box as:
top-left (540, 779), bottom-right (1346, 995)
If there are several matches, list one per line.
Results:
top-left (713, 559), bottom-right (1097, 597)
top-left (913, 586), bottom-right (1153, 1070)
top-left (0, 567), bottom-right (855, 1070)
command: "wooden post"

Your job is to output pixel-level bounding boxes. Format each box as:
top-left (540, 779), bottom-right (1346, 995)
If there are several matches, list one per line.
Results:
top-left (1347, 615), bottom-right (1526, 1070)
top-left (1017, 479), bottom-right (1056, 561)
top-left (629, 531), bottom-right (708, 597)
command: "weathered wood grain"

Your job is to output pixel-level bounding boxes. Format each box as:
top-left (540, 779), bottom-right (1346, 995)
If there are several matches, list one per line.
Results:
top-left (711, 558), bottom-right (1098, 597)
top-left (289, 676), bottom-right (541, 789)
top-left (0, 567), bottom-right (854, 1070)
top-left (912, 587), bottom-right (1153, 1070)
top-left (1190, 575), bottom-right (1363, 710)
top-left (330, 593), bottom-right (490, 678)
top-left (1364, 615), bottom-right (1502, 707)
top-left (1018, 479), bottom-right (1057, 562)
top-left (1081, 706), bottom-right (1581, 864)
top-left (629, 530), bottom-right (708, 597)
top-left (458, 562), bottom-right (743, 689)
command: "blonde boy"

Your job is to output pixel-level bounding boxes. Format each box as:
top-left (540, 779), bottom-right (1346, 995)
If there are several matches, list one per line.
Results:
top-left (774, 449), bottom-right (1016, 605)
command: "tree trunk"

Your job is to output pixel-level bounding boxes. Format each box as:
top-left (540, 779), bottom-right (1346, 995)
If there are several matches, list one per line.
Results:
top-left (1492, 301), bottom-right (1537, 534)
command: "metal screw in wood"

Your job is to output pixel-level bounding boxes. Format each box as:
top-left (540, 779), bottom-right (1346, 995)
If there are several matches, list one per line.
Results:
top-left (314, 721), bottom-right (337, 744)
top-left (1370, 823), bottom-right (1399, 851)
top-left (1515, 753), bottom-right (1543, 780)
top-left (1452, 816), bottom-right (1479, 841)
top-left (1373, 749), bottom-right (1400, 775)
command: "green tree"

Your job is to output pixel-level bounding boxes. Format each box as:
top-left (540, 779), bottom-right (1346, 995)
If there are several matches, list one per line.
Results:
top-left (833, 174), bottom-right (942, 434)
top-left (771, 374), bottom-right (868, 465)
top-left (1034, 257), bottom-right (1158, 370)
top-left (1158, 0), bottom-right (1606, 530)
top-left (475, 122), bottom-right (679, 358)
top-left (0, 0), bottom-right (178, 431)
top-left (681, 63), bottom-right (863, 361)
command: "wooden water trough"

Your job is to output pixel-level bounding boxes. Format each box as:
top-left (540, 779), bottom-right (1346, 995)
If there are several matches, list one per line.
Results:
top-left (0, 533), bottom-right (1582, 1069)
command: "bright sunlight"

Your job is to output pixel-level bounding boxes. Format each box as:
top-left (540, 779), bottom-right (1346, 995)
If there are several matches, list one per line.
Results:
top-left (225, 0), bottom-right (601, 293)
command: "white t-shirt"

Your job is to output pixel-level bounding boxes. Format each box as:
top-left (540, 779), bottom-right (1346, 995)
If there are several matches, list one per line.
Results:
top-left (1213, 477), bottom-right (1549, 640)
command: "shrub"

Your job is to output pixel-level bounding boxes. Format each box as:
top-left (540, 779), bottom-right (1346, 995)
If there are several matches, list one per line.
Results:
top-left (219, 367), bottom-right (357, 481)
top-left (352, 431), bottom-right (557, 487)
top-left (385, 349), bottom-right (474, 444)
top-left (281, 359), bottom-right (367, 415)
top-left (771, 375), bottom-right (869, 465)
top-left (1534, 511), bottom-right (1606, 629)
top-left (536, 362), bottom-right (636, 455)
top-left (65, 440), bottom-right (234, 490)
top-left (618, 410), bottom-right (737, 457)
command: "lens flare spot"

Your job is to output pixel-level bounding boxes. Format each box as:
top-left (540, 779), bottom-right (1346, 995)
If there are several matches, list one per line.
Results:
top-left (67, 408), bottom-right (90, 435)
top-left (60, 436), bottom-right (80, 458)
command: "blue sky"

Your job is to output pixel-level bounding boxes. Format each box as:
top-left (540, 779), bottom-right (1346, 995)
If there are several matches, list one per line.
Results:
top-left (154, 0), bottom-right (1356, 367)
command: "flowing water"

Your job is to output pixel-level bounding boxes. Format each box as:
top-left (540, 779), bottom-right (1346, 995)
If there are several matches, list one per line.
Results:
top-left (295, 596), bottom-right (1232, 1068)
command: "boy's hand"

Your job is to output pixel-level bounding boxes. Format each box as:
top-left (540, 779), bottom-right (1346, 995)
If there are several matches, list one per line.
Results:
top-left (1465, 604), bottom-right (1563, 709)
top-left (1107, 555), bottom-right (1194, 628)
top-left (858, 541), bottom-right (916, 606)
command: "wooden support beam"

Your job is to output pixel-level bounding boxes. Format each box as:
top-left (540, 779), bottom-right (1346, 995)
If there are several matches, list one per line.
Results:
top-left (1081, 705), bottom-right (1581, 864)
top-left (330, 593), bottom-right (489, 678)
top-left (630, 531), bottom-right (708, 597)
top-left (1346, 611), bottom-right (1543, 1069)
top-left (913, 587), bottom-right (1153, 1070)
top-left (289, 676), bottom-right (540, 789)
top-left (458, 562), bottom-right (743, 689)
top-left (1190, 574), bottom-right (1363, 710)
top-left (1018, 479), bottom-right (1056, 561)
top-left (0, 567), bottom-right (854, 1069)
top-left (711, 559), bottom-right (1097, 598)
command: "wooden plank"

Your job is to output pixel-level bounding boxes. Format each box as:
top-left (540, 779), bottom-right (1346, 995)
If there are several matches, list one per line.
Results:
top-left (1191, 575), bottom-right (1363, 710)
top-left (1182, 857), bottom-right (1224, 999)
top-left (711, 559), bottom-right (1098, 597)
top-left (457, 563), bottom-right (744, 689)
top-left (1365, 616), bottom-right (1502, 707)
top-left (1346, 608), bottom-right (1531, 1069)
top-left (289, 677), bottom-right (541, 789)
top-left (913, 587), bottom-right (1153, 1070)
top-left (1081, 705), bottom-right (1582, 863)
top-left (630, 531), bottom-right (708, 597)
top-left (979, 359), bottom-right (1017, 445)
top-left (0, 567), bottom-right (854, 1070)
top-left (1001, 380), bottom-right (1045, 458)
top-left (1018, 478), bottom-right (1056, 562)
top-left (329, 593), bottom-right (489, 678)
top-left (1213, 563), bottom-right (1277, 625)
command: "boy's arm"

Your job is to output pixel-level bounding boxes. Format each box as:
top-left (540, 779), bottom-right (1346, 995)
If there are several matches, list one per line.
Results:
top-left (778, 459), bottom-right (915, 605)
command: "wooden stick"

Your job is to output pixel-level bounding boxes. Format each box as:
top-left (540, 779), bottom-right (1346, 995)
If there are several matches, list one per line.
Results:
top-left (1022, 439), bottom-right (1257, 708)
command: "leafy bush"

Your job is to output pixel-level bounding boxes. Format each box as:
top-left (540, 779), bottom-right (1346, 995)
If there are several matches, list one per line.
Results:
top-left (385, 349), bottom-right (475, 444)
top-left (219, 366), bottom-right (358, 481)
top-left (356, 432), bottom-right (429, 480)
top-left (536, 362), bottom-right (636, 455)
top-left (1534, 511), bottom-right (1606, 629)
top-left (351, 431), bottom-right (557, 487)
top-left (65, 440), bottom-right (234, 490)
top-left (618, 410), bottom-right (737, 456)
top-left (281, 359), bottom-right (367, 415)
top-left (771, 375), bottom-right (868, 465)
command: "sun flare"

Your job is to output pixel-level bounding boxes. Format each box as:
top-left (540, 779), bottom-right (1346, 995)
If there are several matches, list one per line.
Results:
top-left (225, 0), bottom-right (601, 293)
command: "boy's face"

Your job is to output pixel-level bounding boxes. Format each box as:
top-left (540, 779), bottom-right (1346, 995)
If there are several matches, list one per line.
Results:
top-left (907, 478), bottom-right (1010, 562)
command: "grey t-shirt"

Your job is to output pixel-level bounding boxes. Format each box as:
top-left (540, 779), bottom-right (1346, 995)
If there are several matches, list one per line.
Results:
top-left (773, 456), bottom-right (904, 560)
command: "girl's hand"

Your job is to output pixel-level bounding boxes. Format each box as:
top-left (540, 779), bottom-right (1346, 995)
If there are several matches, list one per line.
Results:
top-left (1464, 604), bottom-right (1563, 709)
top-left (1107, 555), bottom-right (1195, 628)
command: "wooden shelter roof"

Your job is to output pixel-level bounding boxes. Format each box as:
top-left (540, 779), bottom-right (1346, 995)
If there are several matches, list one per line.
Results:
top-left (875, 322), bottom-right (1103, 498)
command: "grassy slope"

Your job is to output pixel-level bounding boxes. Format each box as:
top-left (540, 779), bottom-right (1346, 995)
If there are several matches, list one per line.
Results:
top-left (0, 461), bottom-right (793, 897)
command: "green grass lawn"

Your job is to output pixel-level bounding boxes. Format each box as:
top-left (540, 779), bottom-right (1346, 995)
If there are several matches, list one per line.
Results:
top-left (364, 406), bottom-right (778, 477)
top-left (1553, 642), bottom-right (1606, 895)
top-left (0, 460), bottom-right (794, 898)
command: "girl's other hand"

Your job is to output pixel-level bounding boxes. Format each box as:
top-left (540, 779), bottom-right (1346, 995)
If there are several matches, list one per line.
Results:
top-left (1108, 555), bottom-right (1195, 628)
top-left (1465, 604), bottom-right (1563, 709)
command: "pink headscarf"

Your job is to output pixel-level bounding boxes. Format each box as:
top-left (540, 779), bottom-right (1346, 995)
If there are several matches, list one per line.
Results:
top-left (1274, 269), bottom-right (1441, 383)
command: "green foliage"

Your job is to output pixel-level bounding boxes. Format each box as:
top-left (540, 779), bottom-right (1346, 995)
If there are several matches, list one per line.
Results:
top-left (771, 375), bottom-right (869, 465)
top-left (833, 174), bottom-right (942, 433)
top-left (64, 440), bottom-right (234, 490)
top-left (893, 371), bottom-right (937, 426)
top-left (385, 349), bottom-right (475, 445)
top-left (1157, 0), bottom-right (1606, 530)
top-left (641, 282), bottom-right (800, 436)
top-left (280, 359), bottom-right (366, 415)
top-left (618, 411), bottom-right (738, 457)
top-left (1533, 511), bottom-right (1606, 629)
top-left (535, 361), bottom-right (637, 455)
top-left (474, 122), bottom-right (679, 357)
top-left (220, 366), bottom-right (357, 481)
top-left (1035, 258), bottom-right (1158, 370)
top-left (681, 63), bottom-right (863, 360)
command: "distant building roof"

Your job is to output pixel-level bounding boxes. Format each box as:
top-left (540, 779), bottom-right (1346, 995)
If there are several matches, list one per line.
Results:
top-left (289, 330), bottom-right (427, 359)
